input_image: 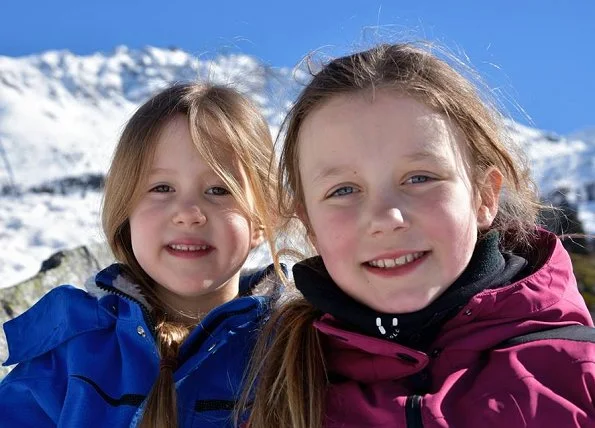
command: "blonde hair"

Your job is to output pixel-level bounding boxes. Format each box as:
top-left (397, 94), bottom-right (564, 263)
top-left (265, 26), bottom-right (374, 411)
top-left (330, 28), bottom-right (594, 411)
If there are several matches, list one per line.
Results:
top-left (101, 82), bottom-right (282, 428)
top-left (241, 43), bottom-right (542, 428)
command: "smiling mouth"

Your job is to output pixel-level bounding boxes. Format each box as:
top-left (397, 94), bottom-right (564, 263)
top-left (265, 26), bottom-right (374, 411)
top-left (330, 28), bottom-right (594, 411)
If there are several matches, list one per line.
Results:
top-left (168, 244), bottom-right (210, 251)
top-left (366, 251), bottom-right (426, 268)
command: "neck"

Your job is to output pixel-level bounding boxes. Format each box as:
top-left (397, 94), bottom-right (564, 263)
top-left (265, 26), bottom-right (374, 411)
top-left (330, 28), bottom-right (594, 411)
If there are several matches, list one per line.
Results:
top-left (154, 277), bottom-right (240, 323)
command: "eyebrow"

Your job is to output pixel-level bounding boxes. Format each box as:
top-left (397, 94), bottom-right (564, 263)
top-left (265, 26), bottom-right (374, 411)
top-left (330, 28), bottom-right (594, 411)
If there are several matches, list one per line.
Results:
top-left (147, 167), bottom-right (231, 184)
top-left (310, 150), bottom-right (450, 183)
top-left (148, 167), bottom-right (175, 175)
top-left (402, 150), bottom-right (449, 164)
top-left (311, 165), bottom-right (355, 184)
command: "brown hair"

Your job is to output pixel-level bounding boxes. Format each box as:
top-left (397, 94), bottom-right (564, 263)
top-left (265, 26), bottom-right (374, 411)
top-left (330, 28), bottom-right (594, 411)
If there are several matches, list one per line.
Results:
top-left (101, 82), bottom-right (282, 428)
top-left (240, 43), bottom-right (541, 428)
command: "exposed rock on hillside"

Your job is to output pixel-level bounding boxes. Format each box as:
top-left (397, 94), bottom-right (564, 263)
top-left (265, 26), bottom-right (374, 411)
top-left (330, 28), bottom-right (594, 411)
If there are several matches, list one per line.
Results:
top-left (0, 244), bottom-right (113, 378)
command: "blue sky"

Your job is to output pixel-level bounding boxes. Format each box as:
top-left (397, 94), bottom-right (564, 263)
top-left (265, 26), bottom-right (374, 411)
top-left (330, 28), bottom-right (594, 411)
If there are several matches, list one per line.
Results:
top-left (2, 0), bottom-right (593, 135)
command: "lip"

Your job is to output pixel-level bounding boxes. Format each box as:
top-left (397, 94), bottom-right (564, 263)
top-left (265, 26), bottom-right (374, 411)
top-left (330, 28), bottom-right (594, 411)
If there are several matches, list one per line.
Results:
top-left (164, 238), bottom-right (214, 259)
top-left (167, 238), bottom-right (212, 246)
top-left (362, 251), bottom-right (429, 278)
top-left (367, 250), bottom-right (425, 261)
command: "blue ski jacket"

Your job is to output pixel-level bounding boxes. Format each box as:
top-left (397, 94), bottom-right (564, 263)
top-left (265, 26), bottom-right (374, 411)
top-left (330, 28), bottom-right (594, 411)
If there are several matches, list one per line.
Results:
top-left (0, 263), bottom-right (281, 427)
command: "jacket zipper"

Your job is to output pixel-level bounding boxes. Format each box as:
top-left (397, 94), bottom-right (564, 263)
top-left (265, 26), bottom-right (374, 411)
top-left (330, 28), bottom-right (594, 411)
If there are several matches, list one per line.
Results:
top-left (405, 395), bottom-right (423, 428)
top-left (95, 278), bottom-right (264, 415)
top-left (95, 281), bottom-right (156, 335)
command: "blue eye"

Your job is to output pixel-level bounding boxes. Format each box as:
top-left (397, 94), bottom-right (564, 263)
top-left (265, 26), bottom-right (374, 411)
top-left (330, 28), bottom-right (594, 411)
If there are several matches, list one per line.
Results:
top-left (150, 184), bottom-right (173, 193)
top-left (206, 186), bottom-right (230, 196)
top-left (406, 175), bottom-right (432, 184)
top-left (329, 186), bottom-right (358, 197)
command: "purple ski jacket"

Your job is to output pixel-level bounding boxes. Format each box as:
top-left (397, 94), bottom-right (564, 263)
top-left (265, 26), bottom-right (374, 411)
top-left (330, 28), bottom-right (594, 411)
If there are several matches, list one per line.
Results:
top-left (314, 231), bottom-right (595, 427)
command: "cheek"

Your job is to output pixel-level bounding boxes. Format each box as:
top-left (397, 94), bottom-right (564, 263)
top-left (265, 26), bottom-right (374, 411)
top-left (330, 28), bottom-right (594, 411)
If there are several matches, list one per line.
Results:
top-left (128, 211), bottom-right (144, 241)
top-left (130, 199), bottom-right (166, 225)
top-left (220, 211), bottom-right (252, 246)
top-left (309, 207), bottom-right (359, 255)
top-left (128, 214), bottom-right (151, 257)
top-left (129, 203), bottom-right (164, 246)
top-left (428, 196), bottom-right (478, 265)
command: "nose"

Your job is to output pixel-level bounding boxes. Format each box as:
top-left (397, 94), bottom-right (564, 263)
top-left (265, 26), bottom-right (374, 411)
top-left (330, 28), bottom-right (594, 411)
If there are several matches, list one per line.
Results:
top-left (367, 194), bottom-right (409, 237)
top-left (172, 203), bottom-right (207, 227)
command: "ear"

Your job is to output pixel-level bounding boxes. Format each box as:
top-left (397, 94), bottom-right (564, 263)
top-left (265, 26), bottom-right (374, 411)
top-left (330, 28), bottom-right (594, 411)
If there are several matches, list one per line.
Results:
top-left (476, 167), bottom-right (503, 230)
top-left (250, 224), bottom-right (265, 249)
top-left (296, 203), bottom-right (318, 250)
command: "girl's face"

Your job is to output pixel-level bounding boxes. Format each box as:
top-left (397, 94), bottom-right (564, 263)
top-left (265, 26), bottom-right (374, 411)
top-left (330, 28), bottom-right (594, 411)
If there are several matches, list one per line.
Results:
top-left (298, 92), bottom-right (500, 313)
top-left (129, 114), bottom-right (261, 315)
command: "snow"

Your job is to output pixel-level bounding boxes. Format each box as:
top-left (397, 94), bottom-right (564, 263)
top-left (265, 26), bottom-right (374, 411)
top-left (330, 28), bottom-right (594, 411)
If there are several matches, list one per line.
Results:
top-left (0, 191), bottom-right (104, 288)
top-left (0, 46), bottom-right (593, 289)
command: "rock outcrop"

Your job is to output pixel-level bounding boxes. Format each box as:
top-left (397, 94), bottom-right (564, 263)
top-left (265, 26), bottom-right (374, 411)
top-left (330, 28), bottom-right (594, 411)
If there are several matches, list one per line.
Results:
top-left (0, 244), bottom-right (114, 378)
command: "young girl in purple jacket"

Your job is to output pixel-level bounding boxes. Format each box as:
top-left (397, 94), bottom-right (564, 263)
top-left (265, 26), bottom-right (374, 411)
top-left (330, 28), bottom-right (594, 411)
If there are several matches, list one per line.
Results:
top-left (239, 43), bottom-right (595, 427)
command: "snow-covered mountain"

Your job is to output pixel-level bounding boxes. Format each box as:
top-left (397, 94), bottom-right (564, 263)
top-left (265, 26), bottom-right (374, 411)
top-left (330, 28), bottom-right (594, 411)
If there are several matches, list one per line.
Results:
top-left (1, 46), bottom-right (593, 288)
top-left (0, 46), bottom-right (298, 189)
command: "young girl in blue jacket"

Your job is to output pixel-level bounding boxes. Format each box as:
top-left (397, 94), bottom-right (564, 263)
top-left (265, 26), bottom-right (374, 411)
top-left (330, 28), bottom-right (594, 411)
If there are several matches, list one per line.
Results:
top-left (0, 82), bottom-right (284, 427)
top-left (239, 43), bottom-right (595, 427)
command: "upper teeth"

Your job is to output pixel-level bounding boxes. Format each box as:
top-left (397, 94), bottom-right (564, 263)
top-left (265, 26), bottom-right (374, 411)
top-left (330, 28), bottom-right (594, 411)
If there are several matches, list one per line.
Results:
top-left (368, 252), bottom-right (424, 268)
top-left (169, 244), bottom-right (208, 251)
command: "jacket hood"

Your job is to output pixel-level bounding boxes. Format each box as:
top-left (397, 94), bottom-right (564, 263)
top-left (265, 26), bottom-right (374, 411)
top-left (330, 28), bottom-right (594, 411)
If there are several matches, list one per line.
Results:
top-left (84, 262), bottom-right (285, 312)
top-left (433, 229), bottom-right (592, 350)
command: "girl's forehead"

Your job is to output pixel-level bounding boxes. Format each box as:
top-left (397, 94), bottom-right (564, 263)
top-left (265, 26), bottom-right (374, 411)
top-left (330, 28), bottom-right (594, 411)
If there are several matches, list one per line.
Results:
top-left (306, 91), bottom-right (447, 129)
top-left (151, 115), bottom-right (241, 168)
top-left (298, 92), bottom-right (467, 166)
